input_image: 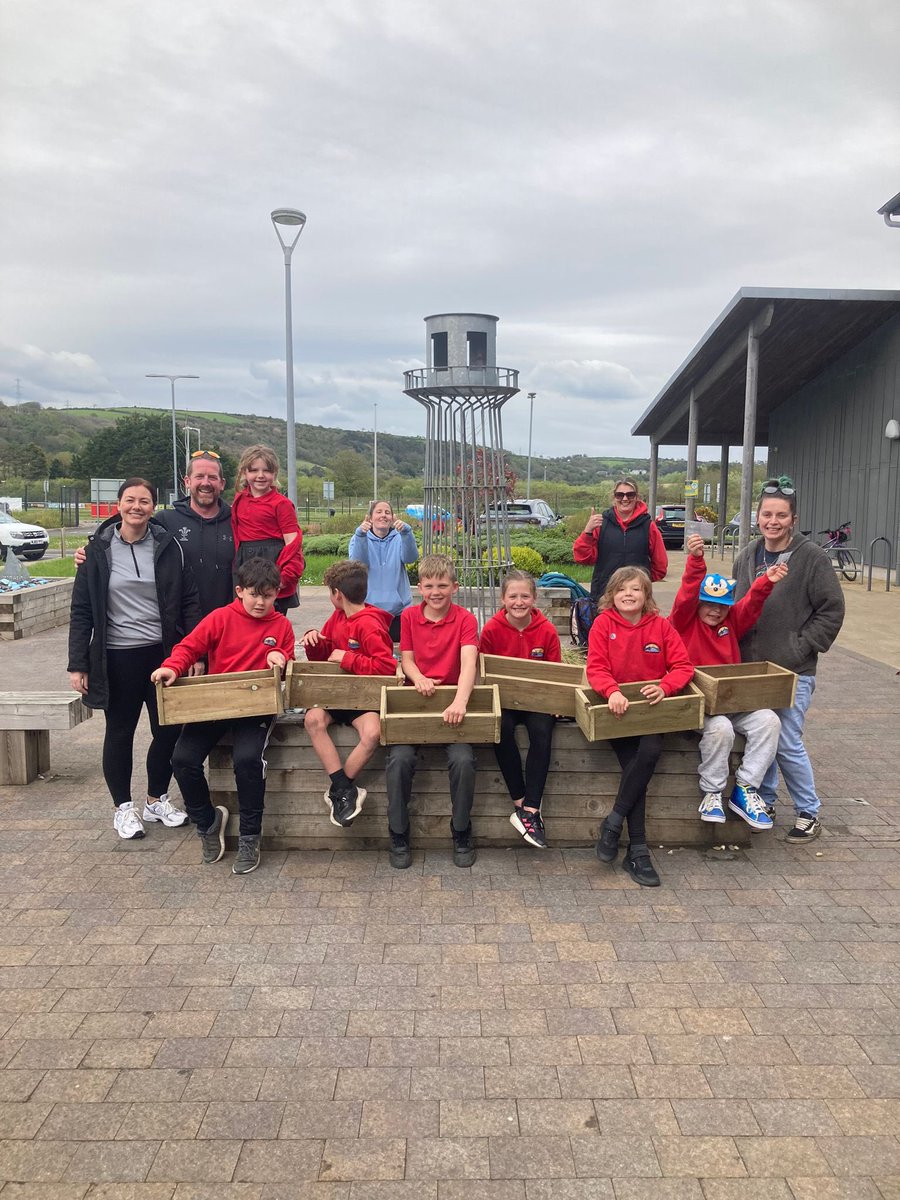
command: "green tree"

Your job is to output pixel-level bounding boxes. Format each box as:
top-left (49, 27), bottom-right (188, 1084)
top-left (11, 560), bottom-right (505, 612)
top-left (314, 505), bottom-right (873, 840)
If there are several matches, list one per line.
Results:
top-left (22, 443), bottom-right (48, 480)
top-left (328, 449), bottom-right (371, 498)
top-left (72, 413), bottom-right (174, 492)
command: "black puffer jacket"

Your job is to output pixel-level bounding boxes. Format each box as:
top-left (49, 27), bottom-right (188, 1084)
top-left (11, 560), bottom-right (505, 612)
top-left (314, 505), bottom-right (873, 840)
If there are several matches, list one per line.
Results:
top-left (67, 517), bottom-right (202, 710)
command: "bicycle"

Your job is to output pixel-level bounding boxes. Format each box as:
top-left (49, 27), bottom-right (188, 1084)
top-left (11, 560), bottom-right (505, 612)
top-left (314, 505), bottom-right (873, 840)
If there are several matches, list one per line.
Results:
top-left (818, 520), bottom-right (857, 581)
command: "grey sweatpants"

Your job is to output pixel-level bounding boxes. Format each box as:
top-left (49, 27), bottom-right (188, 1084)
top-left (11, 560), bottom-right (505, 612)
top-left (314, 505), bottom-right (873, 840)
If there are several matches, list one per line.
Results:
top-left (385, 743), bottom-right (475, 836)
top-left (698, 709), bottom-right (781, 794)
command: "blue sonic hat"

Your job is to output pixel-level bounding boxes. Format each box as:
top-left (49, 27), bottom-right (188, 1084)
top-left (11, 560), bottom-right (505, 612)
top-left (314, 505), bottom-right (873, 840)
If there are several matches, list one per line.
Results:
top-left (698, 573), bottom-right (737, 607)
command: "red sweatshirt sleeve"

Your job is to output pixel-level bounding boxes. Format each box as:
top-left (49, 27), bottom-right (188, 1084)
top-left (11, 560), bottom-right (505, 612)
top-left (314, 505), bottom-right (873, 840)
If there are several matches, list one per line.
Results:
top-left (657, 619), bottom-right (695, 696)
top-left (585, 612), bottom-right (621, 698)
top-left (160, 611), bottom-right (222, 677)
top-left (648, 522), bottom-right (668, 581)
top-left (275, 529), bottom-right (305, 594)
top-left (669, 554), bottom-right (707, 633)
top-left (343, 620), bottom-right (397, 677)
top-left (729, 573), bottom-right (774, 641)
top-left (573, 530), bottom-right (598, 565)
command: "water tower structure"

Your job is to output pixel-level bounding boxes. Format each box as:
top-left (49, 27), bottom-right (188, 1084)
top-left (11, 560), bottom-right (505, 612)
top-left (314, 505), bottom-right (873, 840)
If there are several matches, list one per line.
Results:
top-left (404, 313), bottom-right (520, 623)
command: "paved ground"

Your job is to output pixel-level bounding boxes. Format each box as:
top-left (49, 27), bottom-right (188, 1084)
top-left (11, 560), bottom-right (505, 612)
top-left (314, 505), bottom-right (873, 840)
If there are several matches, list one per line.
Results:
top-left (1, 574), bottom-right (899, 1196)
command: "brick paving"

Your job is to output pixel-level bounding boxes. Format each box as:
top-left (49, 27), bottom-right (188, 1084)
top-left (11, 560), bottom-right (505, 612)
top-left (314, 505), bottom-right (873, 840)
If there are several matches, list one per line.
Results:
top-left (0, 583), bottom-right (899, 1195)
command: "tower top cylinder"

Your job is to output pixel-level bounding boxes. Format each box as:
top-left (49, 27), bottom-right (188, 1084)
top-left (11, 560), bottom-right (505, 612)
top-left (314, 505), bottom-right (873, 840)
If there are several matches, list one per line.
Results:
top-left (423, 313), bottom-right (499, 370)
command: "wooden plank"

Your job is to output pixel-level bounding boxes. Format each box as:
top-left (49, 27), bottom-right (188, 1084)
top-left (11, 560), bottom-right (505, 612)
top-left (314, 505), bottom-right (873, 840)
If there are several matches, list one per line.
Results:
top-left (692, 662), bottom-right (797, 715)
top-left (380, 685), bottom-right (501, 746)
top-left (0, 694), bottom-right (92, 732)
top-left (285, 661), bottom-right (401, 713)
top-left (0, 729), bottom-right (50, 785)
top-left (479, 654), bottom-right (585, 718)
top-left (156, 667), bottom-right (284, 726)
top-left (575, 682), bottom-right (705, 741)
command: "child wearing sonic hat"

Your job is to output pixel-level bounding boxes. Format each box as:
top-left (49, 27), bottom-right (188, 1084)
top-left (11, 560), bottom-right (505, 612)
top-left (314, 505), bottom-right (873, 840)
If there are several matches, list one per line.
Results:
top-left (479, 569), bottom-right (563, 849)
top-left (669, 533), bottom-right (788, 831)
top-left (301, 560), bottom-right (396, 829)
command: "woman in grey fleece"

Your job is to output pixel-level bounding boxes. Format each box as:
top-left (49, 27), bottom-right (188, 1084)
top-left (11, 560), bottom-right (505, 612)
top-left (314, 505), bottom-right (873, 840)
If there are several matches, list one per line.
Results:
top-left (733, 478), bottom-right (845, 842)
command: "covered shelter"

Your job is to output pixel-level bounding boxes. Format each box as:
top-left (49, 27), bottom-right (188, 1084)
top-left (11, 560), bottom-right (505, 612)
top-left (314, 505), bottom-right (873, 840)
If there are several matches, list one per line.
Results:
top-left (632, 287), bottom-right (900, 571)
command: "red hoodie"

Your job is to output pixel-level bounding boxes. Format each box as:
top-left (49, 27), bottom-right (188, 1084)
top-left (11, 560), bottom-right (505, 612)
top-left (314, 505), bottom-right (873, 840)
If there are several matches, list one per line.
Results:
top-left (304, 604), bottom-right (396, 676)
top-left (586, 607), bottom-right (693, 699)
top-left (669, 554), bottom-right (775, 667)
top-left (231, 489), bottom-right (305, 598)
top-left (573, 500), bottom-right (668, 580)
top-left (160, 599), bottom-right (296, 677)
top-left (479, 607), bottom-right (562, 663)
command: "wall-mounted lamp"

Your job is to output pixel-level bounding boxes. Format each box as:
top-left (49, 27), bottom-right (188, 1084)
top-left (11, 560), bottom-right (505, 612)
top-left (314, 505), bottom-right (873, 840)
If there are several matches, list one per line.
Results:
top-left (885, 419), bottom-right (900, 440)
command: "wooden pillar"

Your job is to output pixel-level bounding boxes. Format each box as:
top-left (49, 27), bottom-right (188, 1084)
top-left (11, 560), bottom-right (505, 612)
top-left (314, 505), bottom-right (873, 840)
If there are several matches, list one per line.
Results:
top-left (718, 444), bottom-right (729, 556)
top-left (685, 388), bottom-right (698, 539)
top-left (648, 440), bottom-right (659, 515)
top-left (738, 328), bottom-right (761, 553)
top-left (0, 729), bottom-right (50, 786)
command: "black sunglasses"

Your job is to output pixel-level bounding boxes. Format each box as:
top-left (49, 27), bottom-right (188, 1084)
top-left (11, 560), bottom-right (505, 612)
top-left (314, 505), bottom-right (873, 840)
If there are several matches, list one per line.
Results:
top-left (760, 483), bottom-right (795, 497)
top-left (614, 491), bottom-right (637, 500)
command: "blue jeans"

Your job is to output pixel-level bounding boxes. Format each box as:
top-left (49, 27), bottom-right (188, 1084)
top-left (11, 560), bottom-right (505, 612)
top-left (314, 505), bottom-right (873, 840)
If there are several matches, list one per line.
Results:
top-left (759, 674), bottom-right (820, 817)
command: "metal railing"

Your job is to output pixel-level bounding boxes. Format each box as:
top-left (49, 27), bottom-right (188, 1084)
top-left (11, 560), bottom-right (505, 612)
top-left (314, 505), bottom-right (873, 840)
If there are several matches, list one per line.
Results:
top-left (866, 536), bottom-right (893, 592)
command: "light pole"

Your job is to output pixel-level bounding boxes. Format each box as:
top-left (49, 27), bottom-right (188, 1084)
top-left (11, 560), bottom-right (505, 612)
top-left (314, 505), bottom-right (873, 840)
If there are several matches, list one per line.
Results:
top-left (182, 425), bottom-right (201, 476)
top-left (526, 392), bottom-right (536, 499)
top-left (271, 207), bottom-right (307, 507)
top-left (373, 403), bottom-right (378, 500)
top-left (146, 374), bottom-right (199, 502)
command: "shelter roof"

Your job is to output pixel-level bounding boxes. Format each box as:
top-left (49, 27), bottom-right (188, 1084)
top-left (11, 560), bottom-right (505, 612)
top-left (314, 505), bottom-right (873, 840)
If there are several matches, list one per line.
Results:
top-left (632, 287), bottom-right (900, 446)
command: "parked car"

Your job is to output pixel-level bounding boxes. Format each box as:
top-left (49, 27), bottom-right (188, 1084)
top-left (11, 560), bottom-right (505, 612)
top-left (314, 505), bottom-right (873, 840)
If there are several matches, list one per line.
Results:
top-left (0, 510), bottom-right (50, 561)
top-left (725, 512), bottom-right (760, 538)
top-left (654, 504), bottom-right (686, 547)
top-left (478, 499), bottom-right (563, 529)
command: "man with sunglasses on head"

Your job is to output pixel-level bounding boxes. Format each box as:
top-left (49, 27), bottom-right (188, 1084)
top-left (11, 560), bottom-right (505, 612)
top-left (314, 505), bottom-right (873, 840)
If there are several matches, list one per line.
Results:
top-left (574, 476), bottom-right (668, 604)
top-left (152, 451), bottom-right (236, 616)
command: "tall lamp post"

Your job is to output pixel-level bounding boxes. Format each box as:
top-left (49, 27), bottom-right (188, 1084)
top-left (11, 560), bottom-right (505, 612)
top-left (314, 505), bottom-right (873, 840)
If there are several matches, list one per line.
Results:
top-left (146, 374), bottom-right (199, 502)
top-left (373, 403), bottom-right (378, 500)
top-left (270, 208), bottom-right (307, 508)
top-left (526, 392), bottom-right (536, 499)
top-left (183, 425), bottom-right (201, 475)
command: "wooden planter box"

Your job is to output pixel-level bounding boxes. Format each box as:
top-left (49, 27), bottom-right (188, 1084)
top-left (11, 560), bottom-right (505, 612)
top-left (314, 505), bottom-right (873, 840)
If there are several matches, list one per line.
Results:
top-left (156, 667), bottom-right (284, 726)
top-left (575, 681), bottom-right (705, 741)
top-left (380, 685), bottom-right (501, 746)
top-left (692, 661), bottom-right (797, 715)
top-left (0, 578), bottom-right (75, 641)
top-left (479, 654), bottom-right (585, 718)
top-left (286, 661), bottom-right (401, 713)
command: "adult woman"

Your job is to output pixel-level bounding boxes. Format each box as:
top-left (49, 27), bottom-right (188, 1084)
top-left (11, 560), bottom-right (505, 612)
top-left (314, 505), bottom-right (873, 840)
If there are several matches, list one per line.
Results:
top-left (348, 499), bottom-right (419, 641)
top-left (733, 477), bottom-right (845, 841)
top-left (68, 478), bottom-right (202, 841)
top-left (573, 477), bottom-right (668, 603)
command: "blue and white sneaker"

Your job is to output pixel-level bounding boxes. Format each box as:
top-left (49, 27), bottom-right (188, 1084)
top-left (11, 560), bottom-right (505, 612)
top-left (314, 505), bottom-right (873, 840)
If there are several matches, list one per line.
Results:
top-left (699, 792), bottom-right (726, 823)
top-left (728, 784), bottom-right (774, 831)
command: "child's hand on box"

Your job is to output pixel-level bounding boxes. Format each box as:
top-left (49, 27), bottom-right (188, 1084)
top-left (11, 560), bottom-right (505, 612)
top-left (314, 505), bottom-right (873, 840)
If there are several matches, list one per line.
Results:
top-left (640, 683), bottom-right (665, 705)
top-left (442, 699), bottom-right (467, 725)
top-left (267, 651), bottom-right (287, 669)
top-left (686, 533), bottom-right (705, 557)
top-left (767, 561), bottom-right (788, 583)
top-left (151, 667), bottom-right (178, 687)
top-left (301, 629), bottom-right (320, 647)
top-left (608, 690), bottom-right (629, 718)
top-left (328, 650), bottom-right (347, 666)
top-left (414, 676), bottom-right (437, 697)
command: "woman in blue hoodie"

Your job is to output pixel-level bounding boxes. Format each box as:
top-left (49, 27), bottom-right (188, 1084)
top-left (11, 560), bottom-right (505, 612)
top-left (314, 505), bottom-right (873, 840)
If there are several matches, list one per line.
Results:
top-left (348, 500), bottom-right (419, 641)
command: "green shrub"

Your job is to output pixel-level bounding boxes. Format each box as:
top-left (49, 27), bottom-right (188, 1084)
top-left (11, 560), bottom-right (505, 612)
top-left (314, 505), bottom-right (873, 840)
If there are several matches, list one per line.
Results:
top-left (510, 529), bottom-right (574, 563)
top-left (303, 534), bottom-right (342, 555)
top-left (483, 545), bottom-right (544, 576)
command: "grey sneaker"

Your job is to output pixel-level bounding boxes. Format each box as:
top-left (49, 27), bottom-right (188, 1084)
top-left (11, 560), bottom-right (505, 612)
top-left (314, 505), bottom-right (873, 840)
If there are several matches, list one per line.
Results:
top-left (787, 814), bottom-right (821, 842)
top-left (198, 805), bottom-right (228, 865)
top-left (233, 835), bottom-right (261, 875)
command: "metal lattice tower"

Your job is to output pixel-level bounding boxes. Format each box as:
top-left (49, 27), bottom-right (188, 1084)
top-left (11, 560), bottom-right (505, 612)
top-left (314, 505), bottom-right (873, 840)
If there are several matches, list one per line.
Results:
top-left (404, 313), bottom-right (520, 625)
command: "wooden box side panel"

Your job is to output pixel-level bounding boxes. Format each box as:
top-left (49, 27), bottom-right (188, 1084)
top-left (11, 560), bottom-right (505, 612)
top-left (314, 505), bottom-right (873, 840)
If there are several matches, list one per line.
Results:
top-left (576, 683), bottom-right (704, 741)
top-left (156, 669), bottom-right (284, 726)
top-left (380, 685), bottom-right (500, 746)
top-left (693, 662), bottom-right (797, 715)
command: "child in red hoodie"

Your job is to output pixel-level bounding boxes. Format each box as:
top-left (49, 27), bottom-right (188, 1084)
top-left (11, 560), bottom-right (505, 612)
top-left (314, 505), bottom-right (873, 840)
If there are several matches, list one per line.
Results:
top-left (152, 557), bottom-right (296, 876)
top-left (301, 560), bottom-right (396, 828)
top-left (669, 532), bottom-right (788, 830)
top-left (479, 570), bottom-right (562, 849)
top-left (587, 566), bottom-right (694, 887)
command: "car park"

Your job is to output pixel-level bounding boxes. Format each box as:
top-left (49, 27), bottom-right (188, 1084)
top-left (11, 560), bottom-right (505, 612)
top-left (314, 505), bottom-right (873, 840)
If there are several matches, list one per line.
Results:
top-left (478, 499), bottom-right (563, 529)
top-left (725, 512), bottom-right (760, 538)
top-left (0, 510), bottom-right (50, 561)
top-left (654, 504), bottom-right (686, 547)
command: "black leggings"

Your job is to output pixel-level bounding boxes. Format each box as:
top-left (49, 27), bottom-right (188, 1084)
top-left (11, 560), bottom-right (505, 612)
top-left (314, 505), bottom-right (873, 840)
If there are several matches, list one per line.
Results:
top-left (494, 709), bottom-right (556, 809)
top-left (172, 716), bottom-right (275, 836)
top-left (103, 644), bottom-right (181, 807)
top-left (611, 734), bottom-right (663, 846)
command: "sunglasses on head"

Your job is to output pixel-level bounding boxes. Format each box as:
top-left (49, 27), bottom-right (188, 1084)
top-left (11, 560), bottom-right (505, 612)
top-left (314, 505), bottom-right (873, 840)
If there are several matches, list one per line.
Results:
top-left (190, 450), bottom-right (221, 460)
top-left (760, 483), bottom-right (795, 497)
top-left (614, 490), bottom-right (637, 500)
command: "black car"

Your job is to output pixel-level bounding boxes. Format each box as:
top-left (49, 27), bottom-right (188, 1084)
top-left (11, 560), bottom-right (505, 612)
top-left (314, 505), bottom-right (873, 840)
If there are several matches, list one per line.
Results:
top-left (654, 504), bottom-right (686, 548)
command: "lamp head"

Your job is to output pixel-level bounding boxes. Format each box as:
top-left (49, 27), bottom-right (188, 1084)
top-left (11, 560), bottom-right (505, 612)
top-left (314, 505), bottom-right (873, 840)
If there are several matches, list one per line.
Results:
top-left (271, 208), bottom-right (307, 227)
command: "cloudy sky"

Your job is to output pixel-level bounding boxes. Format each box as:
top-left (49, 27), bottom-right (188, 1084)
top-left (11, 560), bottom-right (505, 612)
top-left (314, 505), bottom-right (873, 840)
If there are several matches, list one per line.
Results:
top-left (2, 0), bottom-right (899, 459)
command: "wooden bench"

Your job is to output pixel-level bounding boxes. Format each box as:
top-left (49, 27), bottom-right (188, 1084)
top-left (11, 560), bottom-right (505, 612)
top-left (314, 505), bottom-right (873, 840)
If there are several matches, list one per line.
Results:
top-left (209, 718), bottom-right (751, 851)
top-left (0, 693), bottom-right (92, 785)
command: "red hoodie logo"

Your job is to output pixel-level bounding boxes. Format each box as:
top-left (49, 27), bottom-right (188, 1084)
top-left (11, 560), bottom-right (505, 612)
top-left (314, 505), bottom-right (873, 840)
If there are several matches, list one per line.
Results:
top-left (348, 638), bottom-right (360, 650)
top-left (530, 647), bottom-right (545, 658)
top-left (263, 636), bottom-right (277, 647)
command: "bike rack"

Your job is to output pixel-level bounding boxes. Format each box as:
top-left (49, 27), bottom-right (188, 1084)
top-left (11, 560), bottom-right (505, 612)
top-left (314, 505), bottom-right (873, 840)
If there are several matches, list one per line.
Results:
top-left (866, 537), bottom-right (893, 592)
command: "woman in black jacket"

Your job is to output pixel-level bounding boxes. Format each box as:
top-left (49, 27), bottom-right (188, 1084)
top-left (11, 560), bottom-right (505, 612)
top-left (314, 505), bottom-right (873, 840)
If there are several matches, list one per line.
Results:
top-left (67, 478), bottom-right (202, 841)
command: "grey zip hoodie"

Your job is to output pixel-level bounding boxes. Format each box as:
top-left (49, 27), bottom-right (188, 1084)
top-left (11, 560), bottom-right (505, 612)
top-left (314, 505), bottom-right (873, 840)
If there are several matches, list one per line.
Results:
top-left (733, 531), bottom-right (845, 676)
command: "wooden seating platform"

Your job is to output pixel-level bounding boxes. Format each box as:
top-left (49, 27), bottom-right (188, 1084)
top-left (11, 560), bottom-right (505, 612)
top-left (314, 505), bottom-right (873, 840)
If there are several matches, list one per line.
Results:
top-left (0, 693), bottom-right (92, 786)
top-left (209, 717), bottom-right (751, 851)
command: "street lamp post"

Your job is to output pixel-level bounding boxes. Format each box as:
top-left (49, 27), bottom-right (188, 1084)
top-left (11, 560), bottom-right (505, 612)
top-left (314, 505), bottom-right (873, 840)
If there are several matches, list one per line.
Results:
top-left (270, 208), bottom-right (308, 508)
top-left (183, 425), bottom-right (201, 475)
top-left (145, 374), bottom-right (199, 502)
top-left (526, 392), bottom-right (536, 499)
top-left (373, 403), bottom-right (378, 500)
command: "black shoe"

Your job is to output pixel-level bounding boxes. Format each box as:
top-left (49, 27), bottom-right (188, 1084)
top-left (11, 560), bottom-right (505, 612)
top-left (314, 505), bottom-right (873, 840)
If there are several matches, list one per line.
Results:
top-left (389, 829), bottom-right (412, 870)
top-left (325, 785), bottom-right (367, 828)
top-left (450, 819), bottom-right (476, 868)
top-left (595, 817), bottom-right (621, 863)
top-left (510, 807), bottom-right (547, 849)
top-left (622, 844), bottom-right (661, 888)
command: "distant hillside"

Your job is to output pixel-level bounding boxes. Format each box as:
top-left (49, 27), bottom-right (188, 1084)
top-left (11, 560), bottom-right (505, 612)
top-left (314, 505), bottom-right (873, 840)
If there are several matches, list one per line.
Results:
top-left (0, 400), bottom-right (695, 485)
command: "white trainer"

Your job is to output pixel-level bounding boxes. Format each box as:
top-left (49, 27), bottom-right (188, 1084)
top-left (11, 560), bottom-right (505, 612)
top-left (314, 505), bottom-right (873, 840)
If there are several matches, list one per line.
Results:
top-left (114, 801), bottom-right (146, 840)
top-left (143, 794), bottom-right (188, 827)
